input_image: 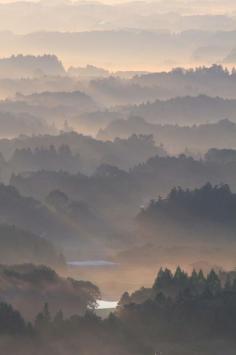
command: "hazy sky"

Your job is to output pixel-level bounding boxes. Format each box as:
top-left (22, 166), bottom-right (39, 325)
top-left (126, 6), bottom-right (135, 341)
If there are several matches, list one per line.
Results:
top-left (0, 0), bottom-right (233, 11)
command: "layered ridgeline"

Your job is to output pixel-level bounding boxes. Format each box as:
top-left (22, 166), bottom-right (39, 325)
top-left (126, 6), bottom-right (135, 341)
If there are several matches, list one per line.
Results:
top-left (10, 156), bottom-right (236, 225)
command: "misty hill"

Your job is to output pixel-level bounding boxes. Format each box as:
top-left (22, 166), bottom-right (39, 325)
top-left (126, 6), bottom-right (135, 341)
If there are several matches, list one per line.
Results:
top-left (45, 188), bottom-right (121, 256)
top-left (16, 90), bottom-right (97, 111)
top-left (77, 110), bottom-right (123, 136)
top-left (137, 183), bottom-right (236, 244)
top-left (68, 65), bottom-right (110, 79)
top-left (0, 111), bottom-right (53, 138)
top-left (10, 154), bottom-right (236, 208)
top-left (132, 65), bottom-right (236, 99)
top-left (0, 91), bottom-right (99, 134)
top-left (120, 95), bottom-right (236, 125)
top-left (0, 183), bottom-right (123, 258)
top-left (10, 154), bottom-right (236, 249)
top-left (0, 76), bottom-right (83, 99)
top-left (0, 183), bottom-right (86, 247)
top-left (8, 145), bottom-right (81, 175)
top-left (97, 117), bottom-right (236, 154)
top-left (0, 264), bottom-right (100, 319)
top-left (87, 76), bottom-right (165, 106)
top-left (0, 224), bottom-right (64, 268)
top-left (82, 65), bottom-right (236, 107)
top-left (205, 148), bottom-right (236, 163)
top-left (0, 132), bottom-right (165, 173)
top-left (0, 55), bottom-right (65, 79)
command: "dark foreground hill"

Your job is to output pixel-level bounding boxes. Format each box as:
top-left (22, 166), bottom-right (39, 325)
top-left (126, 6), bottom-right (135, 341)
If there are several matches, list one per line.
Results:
top-left (0, 267), bottom-right (236, 355)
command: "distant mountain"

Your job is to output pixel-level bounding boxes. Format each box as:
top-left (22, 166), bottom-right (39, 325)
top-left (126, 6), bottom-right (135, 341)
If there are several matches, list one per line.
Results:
top-left (15, 90), bottom-right (96, 110)
top-left (0, 31), bottom-right (234, 71)
top-left (0, 0), bottom-right (235, 34)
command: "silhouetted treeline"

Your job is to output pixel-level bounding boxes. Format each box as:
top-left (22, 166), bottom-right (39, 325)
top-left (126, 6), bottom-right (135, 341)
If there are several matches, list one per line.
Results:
top-left (119, 267), bottom-right (226, 305)
top-left (116, 267), bottom-right (236, 354)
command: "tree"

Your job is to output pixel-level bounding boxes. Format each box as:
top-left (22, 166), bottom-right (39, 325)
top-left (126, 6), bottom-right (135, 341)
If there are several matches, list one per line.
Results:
top-left (206, 270), bottom-right (221, 295)
top-left (35, 303), bottom-right (51, 331)
top-left (153, 268), bottom-right (173, 291)
top-left (118, 292), bottom-right (131, 307)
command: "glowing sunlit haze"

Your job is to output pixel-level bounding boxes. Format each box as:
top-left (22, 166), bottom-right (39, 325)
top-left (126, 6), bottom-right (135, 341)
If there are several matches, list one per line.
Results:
top-left (0, 0), bottom-right (235, 70)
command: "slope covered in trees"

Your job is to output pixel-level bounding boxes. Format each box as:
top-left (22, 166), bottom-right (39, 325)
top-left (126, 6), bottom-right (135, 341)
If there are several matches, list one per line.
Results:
top-left (137, 183), bottom-right (236, 243)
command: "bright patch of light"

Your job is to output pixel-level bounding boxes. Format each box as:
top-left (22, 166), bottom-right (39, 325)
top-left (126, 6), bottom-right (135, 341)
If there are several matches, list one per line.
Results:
top-left (97, 300), bottom-right (118, 309)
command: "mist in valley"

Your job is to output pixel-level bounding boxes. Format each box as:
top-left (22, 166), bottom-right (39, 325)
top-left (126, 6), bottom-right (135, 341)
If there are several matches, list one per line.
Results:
top-left (0, 0), bottom-right (235, 354)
